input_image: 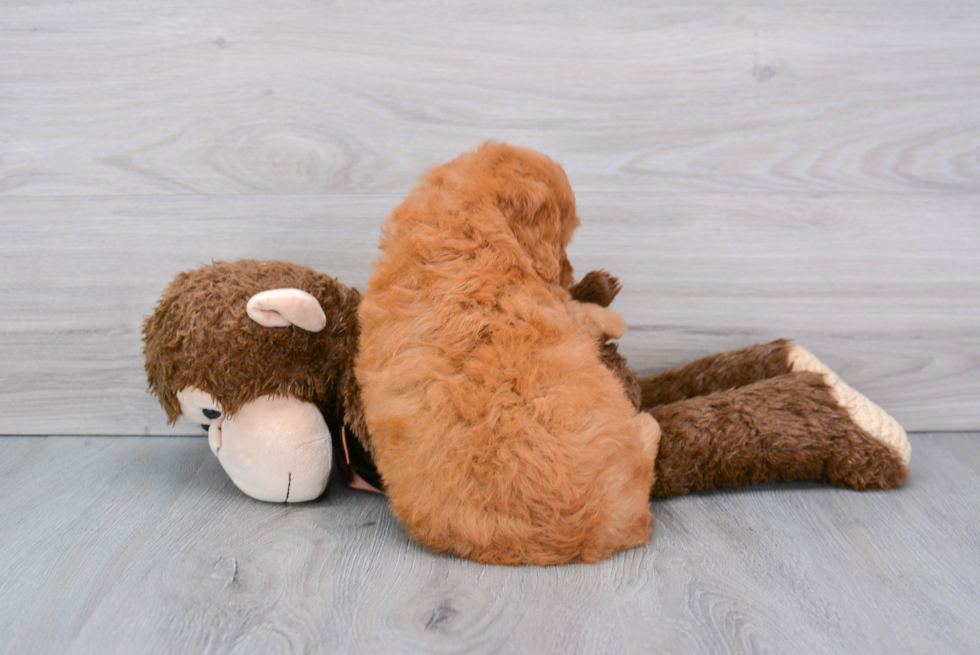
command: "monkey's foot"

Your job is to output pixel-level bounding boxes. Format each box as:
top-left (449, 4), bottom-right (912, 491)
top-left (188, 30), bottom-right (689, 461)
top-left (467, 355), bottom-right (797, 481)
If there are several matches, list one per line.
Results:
top-left (788, 345), bottom-right (911, 466)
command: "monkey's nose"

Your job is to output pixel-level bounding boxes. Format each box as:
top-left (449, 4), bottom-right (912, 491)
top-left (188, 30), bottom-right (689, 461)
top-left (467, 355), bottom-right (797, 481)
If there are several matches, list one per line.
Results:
top-left (203, 409), bottom-right (221, 420)
top-left (201, 424), bottom-right (209, 432)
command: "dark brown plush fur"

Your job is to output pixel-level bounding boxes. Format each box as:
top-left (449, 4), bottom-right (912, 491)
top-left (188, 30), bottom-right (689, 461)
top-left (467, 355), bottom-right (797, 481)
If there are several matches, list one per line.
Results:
top-left (566, 275), bottom-right (909, 496)
top-left (142, 260), bottom-right (368, 444)
top-left (640, 339), bottom-right (796, 407)
top-left (570, 270), bottom-right (643, 409)
top-left (648, 371), bottom-right (910, 496)
top-left (569, 269), bottom-right (623, 308)
top-left (633, 342), bottom-right (910, 497)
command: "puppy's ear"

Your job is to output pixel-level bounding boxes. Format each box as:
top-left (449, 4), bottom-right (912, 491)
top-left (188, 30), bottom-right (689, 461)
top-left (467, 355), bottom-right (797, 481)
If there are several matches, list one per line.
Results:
top-left (499, 177), bottom-right (567, 284)
top-left (246, 288), bottom-right (326, 332)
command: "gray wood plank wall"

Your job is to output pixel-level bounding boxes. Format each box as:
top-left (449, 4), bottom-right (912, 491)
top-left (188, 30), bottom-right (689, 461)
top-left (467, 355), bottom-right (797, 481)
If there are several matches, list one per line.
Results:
top-left (1, 1), bottom-right (977, 435)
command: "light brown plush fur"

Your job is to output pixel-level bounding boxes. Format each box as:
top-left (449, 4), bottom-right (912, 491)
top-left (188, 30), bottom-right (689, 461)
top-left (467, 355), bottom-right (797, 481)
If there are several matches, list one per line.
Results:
top-left (356, 143), bottom-right (660, 566)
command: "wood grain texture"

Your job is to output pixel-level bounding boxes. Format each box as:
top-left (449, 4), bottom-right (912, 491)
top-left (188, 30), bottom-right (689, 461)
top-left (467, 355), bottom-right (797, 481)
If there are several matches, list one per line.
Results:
top-left (1, 193), bottom-right (976, 434)
top-left (0, 2), bottom-right (977, 196)
top-left (1, 433), bottom-right (978, 654)
top-left (2, 3), bottom-right (977, 653)
top-left (1, 1), bottom-right (978, 433)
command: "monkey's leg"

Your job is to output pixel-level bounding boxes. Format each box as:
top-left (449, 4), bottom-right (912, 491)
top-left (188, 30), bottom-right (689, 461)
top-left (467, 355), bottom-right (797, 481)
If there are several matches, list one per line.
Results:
top-left (639, 340), bottom-right (798, 407)
top-left (649, 371), bottom-right (910, 498)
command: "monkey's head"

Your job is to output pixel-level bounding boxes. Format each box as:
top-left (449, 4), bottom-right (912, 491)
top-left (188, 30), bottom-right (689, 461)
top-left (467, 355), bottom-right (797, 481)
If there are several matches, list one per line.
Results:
top-left (143, 260), bottom-right (367, 503)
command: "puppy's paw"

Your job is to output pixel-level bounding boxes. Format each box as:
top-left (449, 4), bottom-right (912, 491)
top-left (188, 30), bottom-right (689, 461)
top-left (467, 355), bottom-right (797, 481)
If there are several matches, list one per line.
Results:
top-left (635, 411), bottom-right (661, 463)
top-left (570, 270), bottom-right (622, 307)
top-left (567, 300), bottom-right (626, 340)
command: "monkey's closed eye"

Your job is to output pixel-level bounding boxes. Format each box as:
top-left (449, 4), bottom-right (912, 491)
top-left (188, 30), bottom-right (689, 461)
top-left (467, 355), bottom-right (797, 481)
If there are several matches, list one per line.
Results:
top-left (203, 409), bottom-right (221, 420)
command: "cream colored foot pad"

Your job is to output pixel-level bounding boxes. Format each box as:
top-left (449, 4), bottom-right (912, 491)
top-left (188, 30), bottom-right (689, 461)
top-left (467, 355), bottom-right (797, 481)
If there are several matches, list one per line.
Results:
top-left (788, 345), bottom-right (911, 464)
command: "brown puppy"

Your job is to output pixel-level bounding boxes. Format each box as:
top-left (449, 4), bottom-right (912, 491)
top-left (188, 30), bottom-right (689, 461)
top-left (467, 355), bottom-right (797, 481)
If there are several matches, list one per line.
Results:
top-left (356, 143), bottom-right (660, 565)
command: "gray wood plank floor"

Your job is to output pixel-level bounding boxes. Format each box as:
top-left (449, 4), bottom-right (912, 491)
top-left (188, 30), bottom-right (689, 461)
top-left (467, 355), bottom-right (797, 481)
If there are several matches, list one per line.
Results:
top-left (1, 433), bottom-right (977, 654)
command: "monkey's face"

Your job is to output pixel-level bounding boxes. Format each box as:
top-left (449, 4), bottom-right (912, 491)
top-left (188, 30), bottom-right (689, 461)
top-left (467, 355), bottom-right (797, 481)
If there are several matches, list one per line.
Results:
top-left (144, 263), bottom-right (356, 504)
top-left (177, 386), bottom-right (225, 430)
top-left (177, 387), bottom-right (332, 503)
top-left (164, 284), bottom-right (335, 503)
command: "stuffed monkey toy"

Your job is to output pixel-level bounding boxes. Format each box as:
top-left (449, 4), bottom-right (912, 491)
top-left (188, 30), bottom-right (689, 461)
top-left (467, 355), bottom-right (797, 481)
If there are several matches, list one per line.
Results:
top-left (144, 260), bottom-right (908, 511)
top-left (144, 259), bottom-right (909, 558)
top-left (142, 260), bottom-right (371, 502)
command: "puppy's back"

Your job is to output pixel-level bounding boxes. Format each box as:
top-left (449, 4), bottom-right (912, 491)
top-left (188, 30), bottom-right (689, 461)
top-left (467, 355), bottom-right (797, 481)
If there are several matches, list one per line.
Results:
top-left (356, 143), bottom-right (658, 565)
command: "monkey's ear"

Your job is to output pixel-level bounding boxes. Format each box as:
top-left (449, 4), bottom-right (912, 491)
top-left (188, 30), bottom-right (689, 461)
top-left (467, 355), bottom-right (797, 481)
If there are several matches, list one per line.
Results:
top-left (246, 288), bottom-right (326, 332)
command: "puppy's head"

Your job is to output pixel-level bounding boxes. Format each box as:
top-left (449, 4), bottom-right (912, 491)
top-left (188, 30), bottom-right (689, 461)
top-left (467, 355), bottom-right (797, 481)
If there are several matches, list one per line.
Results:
top-left (435, 142), bottom-right (579, 287)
